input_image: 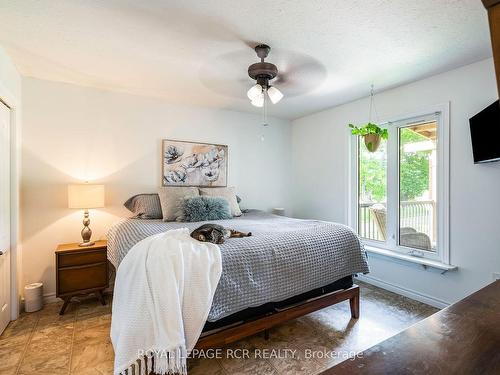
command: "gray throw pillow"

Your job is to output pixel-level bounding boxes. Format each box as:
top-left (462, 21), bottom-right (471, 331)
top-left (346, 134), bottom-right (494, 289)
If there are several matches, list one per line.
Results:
top-left (178, 196), bottom-right (232, 222)
top-left (124, 194), bottom-right (162, 219)
top-left (158, 186), bottom-right (199, 221)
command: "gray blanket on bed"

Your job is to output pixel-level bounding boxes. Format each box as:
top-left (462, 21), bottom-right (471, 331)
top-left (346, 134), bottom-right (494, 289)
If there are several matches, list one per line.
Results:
top-left (107, 210), bottom-right (369, 321)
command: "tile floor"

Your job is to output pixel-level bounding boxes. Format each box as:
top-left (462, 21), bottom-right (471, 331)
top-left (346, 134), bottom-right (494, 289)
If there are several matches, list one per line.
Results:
top-left (0, 282), bottom-right (438, 375)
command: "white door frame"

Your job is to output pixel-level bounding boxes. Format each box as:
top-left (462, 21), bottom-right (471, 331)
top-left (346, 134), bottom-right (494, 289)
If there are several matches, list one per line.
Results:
top-left (0, 80), bottom-right (21, 321)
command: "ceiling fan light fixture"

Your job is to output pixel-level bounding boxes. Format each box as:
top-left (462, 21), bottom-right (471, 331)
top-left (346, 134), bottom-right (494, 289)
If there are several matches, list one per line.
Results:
top-left (267, 86), bottom-right (283, 104)
top-left (247, 84), bottom-right (263, 100)
top-left (247, 45), bottom-right (284, 108)
top-left (251, 93), bottom-right (265, 107)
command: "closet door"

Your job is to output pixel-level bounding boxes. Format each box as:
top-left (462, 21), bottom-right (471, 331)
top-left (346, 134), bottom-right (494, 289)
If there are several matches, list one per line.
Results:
top-left (0, 101), bottom-right (10, 334)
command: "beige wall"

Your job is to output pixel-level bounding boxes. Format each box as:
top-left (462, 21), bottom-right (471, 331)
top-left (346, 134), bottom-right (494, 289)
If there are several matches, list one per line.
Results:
top-left (21, 77), bottom-right (292, 298)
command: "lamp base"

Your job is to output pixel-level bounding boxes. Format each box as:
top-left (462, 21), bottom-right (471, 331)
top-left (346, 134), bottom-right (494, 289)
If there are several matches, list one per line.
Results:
top-left (79, 241), bottom-right (95, 247)
top-left (80, 209), bottom-right (94, 247)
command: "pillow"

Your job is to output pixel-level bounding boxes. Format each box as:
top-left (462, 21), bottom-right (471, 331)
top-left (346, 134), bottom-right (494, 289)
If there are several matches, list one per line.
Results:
top-left (158, 186), bottom-right (199, 221)
top-left (177, 196), bottom-right (232, 222)
top-left (124, 194), bottom-right (162, 219)
top-left (199, 187), bottom-right (242, 217)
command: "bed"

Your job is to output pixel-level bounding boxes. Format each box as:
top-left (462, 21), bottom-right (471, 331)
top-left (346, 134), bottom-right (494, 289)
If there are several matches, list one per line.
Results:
top-left (107, 209), bottom-right (369, 347)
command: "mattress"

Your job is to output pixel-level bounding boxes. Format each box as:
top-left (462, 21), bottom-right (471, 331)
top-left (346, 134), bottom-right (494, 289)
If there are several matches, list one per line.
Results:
top-left (107, 210), bottom-right (369, 321)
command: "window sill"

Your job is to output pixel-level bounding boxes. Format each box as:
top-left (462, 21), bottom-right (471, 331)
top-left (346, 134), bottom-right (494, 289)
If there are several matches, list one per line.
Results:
top-left (364, 245), bottom-right (457, 273)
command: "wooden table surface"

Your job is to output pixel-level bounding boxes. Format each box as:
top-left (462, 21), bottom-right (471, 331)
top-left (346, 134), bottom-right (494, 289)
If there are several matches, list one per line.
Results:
top-left (321, 280), bottom-right (500, 375)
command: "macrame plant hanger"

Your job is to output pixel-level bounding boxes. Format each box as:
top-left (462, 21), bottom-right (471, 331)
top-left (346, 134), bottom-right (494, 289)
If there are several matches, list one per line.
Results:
top-left (363, 84), bottom-right (384, 152)
top-left (368, 84), bottom-right (379, 124)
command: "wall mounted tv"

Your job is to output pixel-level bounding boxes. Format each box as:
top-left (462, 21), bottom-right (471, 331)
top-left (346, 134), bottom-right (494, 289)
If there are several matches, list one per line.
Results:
top-left (469, 100), bottom-right (500, 164)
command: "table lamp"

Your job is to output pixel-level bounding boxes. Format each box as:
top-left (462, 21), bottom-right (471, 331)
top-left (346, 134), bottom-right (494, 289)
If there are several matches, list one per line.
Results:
top-left (68, 184), bottom-right (105, 246)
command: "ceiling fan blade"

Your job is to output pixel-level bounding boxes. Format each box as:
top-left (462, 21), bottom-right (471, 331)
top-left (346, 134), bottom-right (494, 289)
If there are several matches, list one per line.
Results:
top-left (241, 39), bottom-right (262, 50)
top-left (199, 49), bottom-right (259, 98)
top-left (199, 47), bottom-right (327, 99)
top-left (273, 59), bottom-right (327, 96)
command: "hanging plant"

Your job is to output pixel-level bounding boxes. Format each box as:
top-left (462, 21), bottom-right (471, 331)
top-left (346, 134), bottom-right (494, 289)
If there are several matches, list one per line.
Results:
top-left (349, 123), bottom-right (388, 152)
top-left (347, 85), bottom-right (388, 152)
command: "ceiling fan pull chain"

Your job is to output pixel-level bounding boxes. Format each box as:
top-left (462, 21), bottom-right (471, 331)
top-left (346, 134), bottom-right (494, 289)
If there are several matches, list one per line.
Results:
top-left (264, 88), bottom-right (269, 126)
top-left (260, 88), bottom-right (269, 141)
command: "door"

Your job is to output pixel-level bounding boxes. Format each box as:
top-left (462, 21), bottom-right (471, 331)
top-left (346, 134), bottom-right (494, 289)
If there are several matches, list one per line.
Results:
top-left (0, 101), bottom-right (10, 334)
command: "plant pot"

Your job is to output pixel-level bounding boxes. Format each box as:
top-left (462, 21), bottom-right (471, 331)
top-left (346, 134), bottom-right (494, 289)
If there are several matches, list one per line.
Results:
top-left (364, 134), bottom-right (381, 152)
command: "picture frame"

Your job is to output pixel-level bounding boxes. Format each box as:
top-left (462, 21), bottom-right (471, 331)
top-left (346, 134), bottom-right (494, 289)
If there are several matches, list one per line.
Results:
top-left (162, 139), bottom-right (228, 187)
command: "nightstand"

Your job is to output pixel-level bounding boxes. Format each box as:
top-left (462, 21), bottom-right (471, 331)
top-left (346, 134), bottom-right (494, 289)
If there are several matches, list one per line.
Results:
top-left (55, 240), bottom-right (108, 315)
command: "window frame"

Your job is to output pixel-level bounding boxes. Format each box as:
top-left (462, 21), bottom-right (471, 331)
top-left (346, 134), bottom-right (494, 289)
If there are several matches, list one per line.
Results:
top-left (348, 103), bottom-right (450, 264)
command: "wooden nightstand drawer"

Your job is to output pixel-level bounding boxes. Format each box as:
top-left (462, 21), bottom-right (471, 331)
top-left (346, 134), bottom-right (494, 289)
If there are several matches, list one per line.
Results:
top-left (57, 262), bottom-right (107, 295)
top-left (58, 250), bottom-right (107, 268)
top-left (55, 240), bottom-right (109, 314)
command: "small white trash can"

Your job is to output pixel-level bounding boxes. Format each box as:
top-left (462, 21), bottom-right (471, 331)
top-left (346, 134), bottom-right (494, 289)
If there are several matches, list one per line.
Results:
top-left (24, 282), bottom-right (43, 312)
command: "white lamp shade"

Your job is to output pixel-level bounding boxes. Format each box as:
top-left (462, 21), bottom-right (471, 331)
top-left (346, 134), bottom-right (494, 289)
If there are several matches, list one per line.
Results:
top-left (267, 86), bottom-right (283, 104)
top-left (68, 184), bottom-right (105, 209)
top-left (251, 93), bottom-right (264, 107)
top-left (247, 84), bottom-right (263, 100)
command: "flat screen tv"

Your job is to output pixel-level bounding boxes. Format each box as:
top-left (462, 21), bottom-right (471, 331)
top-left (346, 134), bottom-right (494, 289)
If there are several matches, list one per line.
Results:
top-left (469, 100), bottom-right (500, 164)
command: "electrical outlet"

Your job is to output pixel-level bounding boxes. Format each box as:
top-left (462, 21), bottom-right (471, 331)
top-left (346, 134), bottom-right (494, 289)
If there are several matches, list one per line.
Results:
top-left (493, 273), bottom-right (500, 281)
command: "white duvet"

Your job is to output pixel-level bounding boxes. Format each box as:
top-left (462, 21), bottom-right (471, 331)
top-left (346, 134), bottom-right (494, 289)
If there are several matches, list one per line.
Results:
top-left (111, 228), bottom-right (222, 375)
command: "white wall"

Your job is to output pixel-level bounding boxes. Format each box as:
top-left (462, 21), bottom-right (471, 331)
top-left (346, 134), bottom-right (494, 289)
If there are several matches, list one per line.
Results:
top-left (19, 57), bottom-right (500, 307)
top-left (21, 77), bottom-right (292, 298)
top-left (0, 46), bottom-right (22, 318)
top-left (292, 58), bottom-right (500, 306)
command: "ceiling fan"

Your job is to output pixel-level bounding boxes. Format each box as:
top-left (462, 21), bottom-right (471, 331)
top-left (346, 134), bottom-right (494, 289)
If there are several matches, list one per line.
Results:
top-left (198, 43), bottom-right (326, 106)
top-left (246, 44), bottom-right (283, 107)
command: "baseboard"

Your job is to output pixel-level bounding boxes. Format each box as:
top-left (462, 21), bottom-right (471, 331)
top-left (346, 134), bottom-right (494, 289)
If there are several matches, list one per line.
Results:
top-left (42, 292), bottom-right (60, 304)
top-left (36, 278), bottom-right (449, 312)
top-left (357, 274), bottom-right (451, 309)
top-left (41, 289), bottom-right (114, 304)
top-left (21, 292), bottom-right (61, 306)
top-left (19, 290), bottom-right (113, 313)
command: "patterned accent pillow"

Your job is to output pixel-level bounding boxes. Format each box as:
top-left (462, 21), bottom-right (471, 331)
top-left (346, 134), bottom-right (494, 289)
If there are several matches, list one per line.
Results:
top-left (177, 196), bottom-right (232, 222)
top-left (199, 187), bottom-right (242, 217)
top-left (123, 194), bottom-right (162, 219)
top-left (158, 186), bottom-right (199, 221)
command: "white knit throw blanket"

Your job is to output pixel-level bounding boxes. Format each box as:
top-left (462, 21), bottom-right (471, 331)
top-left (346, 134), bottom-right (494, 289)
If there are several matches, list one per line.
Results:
top-left (111, 228), bottom-right (222, 375)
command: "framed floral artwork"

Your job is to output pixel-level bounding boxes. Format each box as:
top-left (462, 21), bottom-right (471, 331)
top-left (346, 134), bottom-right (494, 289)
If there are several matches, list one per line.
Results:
top-left (162, 139), bottom-right (228, 187)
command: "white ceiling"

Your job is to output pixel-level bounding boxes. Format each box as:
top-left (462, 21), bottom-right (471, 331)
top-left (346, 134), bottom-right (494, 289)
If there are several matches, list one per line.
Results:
top-left (0, 0), bottom-right (492, 119)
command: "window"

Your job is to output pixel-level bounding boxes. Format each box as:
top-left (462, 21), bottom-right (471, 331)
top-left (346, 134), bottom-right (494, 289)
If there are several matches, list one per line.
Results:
top-left (350, 106), bottom-right (449, 263)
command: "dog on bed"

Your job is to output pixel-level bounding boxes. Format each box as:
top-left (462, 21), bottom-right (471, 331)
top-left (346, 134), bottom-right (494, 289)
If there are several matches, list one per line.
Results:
top-left (190, 224), bottom-right (252, 244)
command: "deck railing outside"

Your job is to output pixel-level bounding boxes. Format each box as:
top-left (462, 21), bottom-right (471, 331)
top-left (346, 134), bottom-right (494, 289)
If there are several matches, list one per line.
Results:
top-left (359, 200), bottom-right (436, 243)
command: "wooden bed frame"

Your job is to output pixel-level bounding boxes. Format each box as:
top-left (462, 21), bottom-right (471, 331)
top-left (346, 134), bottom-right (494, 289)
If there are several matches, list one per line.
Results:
top-left (195, 284), bottom-right (359, 349)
